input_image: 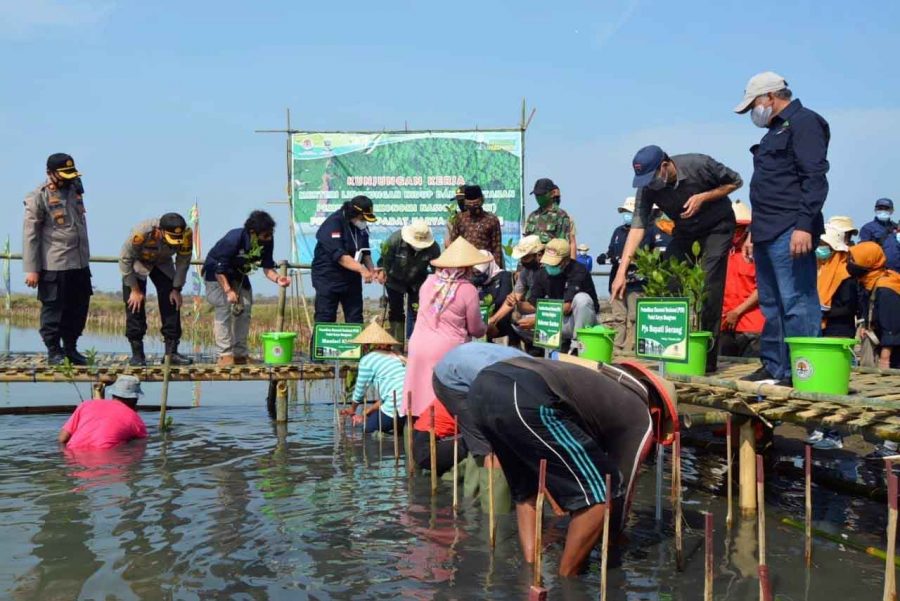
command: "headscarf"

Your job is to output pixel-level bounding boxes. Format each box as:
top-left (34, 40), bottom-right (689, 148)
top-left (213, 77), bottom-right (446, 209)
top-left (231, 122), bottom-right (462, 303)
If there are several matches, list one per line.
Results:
top-left (848, 242), bottom-right (900, 295)
top-left (474, 249), bottom-right (502, 281)
top-left (817, 252), bottom-right (850, 307)
top-left (429, 268), bottom-right (467, 315)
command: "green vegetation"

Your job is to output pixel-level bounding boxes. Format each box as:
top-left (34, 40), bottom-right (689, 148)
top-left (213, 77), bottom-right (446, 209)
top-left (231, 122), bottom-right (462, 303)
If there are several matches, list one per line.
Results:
top-left (632, 241), bottom-right (708, 331)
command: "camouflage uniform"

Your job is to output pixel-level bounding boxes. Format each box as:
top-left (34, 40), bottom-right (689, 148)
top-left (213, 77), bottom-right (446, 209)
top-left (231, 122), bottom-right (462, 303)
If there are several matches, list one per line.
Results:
top-left (523, 204), bottom-right (573, 244)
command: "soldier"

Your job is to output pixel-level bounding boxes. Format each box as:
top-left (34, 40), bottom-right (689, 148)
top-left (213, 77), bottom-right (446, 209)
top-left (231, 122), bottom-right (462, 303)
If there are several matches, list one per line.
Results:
top-left (119, 213), bottom-right (194, 366)
top-left (23, 153), bottom-right (92, 365)
top-left (524, 178), bottom-right (576, 259)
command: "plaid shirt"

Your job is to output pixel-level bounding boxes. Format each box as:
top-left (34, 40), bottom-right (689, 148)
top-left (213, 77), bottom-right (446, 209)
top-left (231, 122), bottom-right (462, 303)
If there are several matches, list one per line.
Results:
top-left (449, 211), bottom-right (504, 268)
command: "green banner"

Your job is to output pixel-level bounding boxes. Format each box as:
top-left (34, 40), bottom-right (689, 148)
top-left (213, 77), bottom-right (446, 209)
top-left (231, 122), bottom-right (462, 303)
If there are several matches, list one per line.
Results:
top-left (635, 298), bottom-right (690, 362)
top-left (290, 130), bottom-right (524, 264)
top-left (534, 300), bottom-right (564, 350)
top-left (312, 323), bottom-right (364, 361)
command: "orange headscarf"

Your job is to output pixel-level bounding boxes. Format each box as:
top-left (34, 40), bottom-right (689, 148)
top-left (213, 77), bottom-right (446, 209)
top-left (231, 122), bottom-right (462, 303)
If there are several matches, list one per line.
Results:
top-left (817, 252), bottom-right (850, 307)
top-left (848, 242), bottom-right (900, 295)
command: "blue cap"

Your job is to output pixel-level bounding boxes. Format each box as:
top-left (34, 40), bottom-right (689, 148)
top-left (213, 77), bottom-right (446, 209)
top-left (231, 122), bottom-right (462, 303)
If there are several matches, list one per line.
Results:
top-left (875, 197), bottom-right (894, 210)
top-left (631, 145), bottom-right (665, 188)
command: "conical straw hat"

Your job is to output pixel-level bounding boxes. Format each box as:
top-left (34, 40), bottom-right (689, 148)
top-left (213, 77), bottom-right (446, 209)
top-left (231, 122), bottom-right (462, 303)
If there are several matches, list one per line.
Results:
top-left (349, 320), bottom-right (400, 346)
top-left (431, 237), bottom-right (491, 269)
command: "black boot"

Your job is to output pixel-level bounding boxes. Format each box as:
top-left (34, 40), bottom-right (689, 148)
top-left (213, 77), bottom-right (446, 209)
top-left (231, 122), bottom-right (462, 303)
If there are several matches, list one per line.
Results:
top-left (63, 342), bottom-right (87, 366)
top-left (129, 339), bottom-right (147, 366)
top-left (47, 342), bottom-right (65, 366)
top-left (165, 339), bottom-right (193, 365)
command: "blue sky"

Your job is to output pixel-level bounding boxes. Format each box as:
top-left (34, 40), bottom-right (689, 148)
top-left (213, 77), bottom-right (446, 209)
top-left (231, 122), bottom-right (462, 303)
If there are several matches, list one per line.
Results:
top-left (1, 0), bottom-right (899, 294)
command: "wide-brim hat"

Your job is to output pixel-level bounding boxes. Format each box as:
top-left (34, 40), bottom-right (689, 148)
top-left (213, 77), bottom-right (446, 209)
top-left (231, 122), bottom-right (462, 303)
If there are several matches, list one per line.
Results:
top-left (618, 196), bottom-right (636, 213)
top-left (827, 215), bottom-right (858, 235)
top-left (821, 226), bottom-right (849, 253)
top-left (401, 221), bottom-right (435, 250)
top-left (110, 375), bottom-right (143, 400)
top-left (431, 237), bottom-right (491, 269)
top-left (577, 243), bottom-right (590, 252)
top-left (349, 321), bottom-right (400, 346)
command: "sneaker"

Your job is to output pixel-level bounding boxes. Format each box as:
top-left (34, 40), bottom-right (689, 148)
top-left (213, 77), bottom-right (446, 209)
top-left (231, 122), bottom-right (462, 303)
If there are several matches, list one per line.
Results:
top-left (812, 430), bottom-right (843, 451)
top-left (741, 366), bottom-right (778, 385)
top-left (866, 441), bottom-right (900, 461)
top-left (775, 377), bottom-right (793, 388)
top-left (806, 430), bottom-right (825, 444)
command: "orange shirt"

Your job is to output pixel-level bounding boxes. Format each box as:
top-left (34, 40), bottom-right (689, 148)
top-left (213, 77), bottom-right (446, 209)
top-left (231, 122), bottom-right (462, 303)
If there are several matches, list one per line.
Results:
top-left (722, 252), bottom-right (765, 333)
top-left (413, 398), bottom-right (456, 438)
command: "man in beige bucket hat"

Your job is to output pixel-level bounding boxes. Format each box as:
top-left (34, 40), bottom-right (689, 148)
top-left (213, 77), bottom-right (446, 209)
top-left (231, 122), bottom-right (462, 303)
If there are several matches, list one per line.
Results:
top-left (377, 220), bottom-right (441, 343)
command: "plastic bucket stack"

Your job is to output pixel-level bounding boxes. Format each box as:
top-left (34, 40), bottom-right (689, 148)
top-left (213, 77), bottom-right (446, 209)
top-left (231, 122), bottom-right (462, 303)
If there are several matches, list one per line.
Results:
top-left (260, 332), bottom-right (297, 365)
top-left (576, 325), bottom-right (617, 363)
top-left (785, 337), bottom-right (855, 395)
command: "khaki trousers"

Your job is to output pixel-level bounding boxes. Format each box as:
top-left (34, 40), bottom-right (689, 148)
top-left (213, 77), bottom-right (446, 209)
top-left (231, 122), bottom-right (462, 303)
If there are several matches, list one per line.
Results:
top-left (206, 281), bottom-right (253, 357)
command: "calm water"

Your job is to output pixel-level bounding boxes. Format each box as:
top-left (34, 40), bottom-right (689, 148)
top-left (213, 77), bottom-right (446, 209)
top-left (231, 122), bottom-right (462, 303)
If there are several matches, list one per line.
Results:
top-left (0, 324), bottom-right (893, 599)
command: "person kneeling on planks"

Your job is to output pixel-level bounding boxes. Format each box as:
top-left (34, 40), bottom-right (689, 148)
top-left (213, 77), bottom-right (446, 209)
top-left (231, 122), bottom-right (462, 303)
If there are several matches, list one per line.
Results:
top-left (469, 354), bottom-right (678, 576)
top-left (340, 320), bottom-right (406, 434)
top-left (58, 375), bottom-right (148, 450)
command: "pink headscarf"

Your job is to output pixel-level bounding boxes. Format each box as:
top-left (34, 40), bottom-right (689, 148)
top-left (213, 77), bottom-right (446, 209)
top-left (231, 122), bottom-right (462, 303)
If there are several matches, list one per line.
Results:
top-left (429, 268), bottom-right (467, 315)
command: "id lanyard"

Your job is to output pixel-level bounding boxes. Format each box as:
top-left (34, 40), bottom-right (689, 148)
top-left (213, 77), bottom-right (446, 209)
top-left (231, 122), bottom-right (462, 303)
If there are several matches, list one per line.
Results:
top-left (349, 226), bottom-right (370, 263)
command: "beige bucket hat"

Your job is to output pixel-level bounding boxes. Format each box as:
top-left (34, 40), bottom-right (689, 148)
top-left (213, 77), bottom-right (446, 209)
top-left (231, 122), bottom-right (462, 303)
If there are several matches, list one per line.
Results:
top-left (431, 237), bottom-right (491, 269)
top-left (820, 225), bottom-right (849, 253)
top-left (401, 220), bottom-right (435, 250)
top-left (618, 196), bottom-right (636, 213)
top-left (349, 320), bottom-right (400, 346)
top-left (826, 215), bottom-right (858, 236)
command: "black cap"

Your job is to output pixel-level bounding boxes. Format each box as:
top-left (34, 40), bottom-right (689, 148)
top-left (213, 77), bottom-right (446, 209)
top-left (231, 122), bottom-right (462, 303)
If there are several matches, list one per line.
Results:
top-left (46, 153), bottom-right (80, 179)
top-left (464, 185), bottom-right (483, 201)
top-left (875, 197), bottom-right (894, 210)
top-left (350, 195), bottom-right (377, 222)
top-left (530, 178), bottom-right (557, 196)
top-left (454, 185), bottom-right (465, 198)
top-left (159, 213), bottom-right (187, 233)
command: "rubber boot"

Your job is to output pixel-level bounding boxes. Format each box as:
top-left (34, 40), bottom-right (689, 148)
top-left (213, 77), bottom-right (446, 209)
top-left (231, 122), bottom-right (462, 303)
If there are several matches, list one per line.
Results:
top-left (165, 339), bottom-right (193, 365)
top-left (63, 341), bottom-right (87, 366)
top-left (129, 339), bottom-right (146, 366)
top-left (388, 321), bottom-right (405, 346)
top-left (46, 341), bottom-right (65, 366)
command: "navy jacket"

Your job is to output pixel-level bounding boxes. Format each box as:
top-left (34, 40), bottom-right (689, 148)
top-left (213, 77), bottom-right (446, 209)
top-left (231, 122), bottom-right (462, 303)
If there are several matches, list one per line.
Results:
top-left (311, 208), bottom-right (370, 292)
top-left (748, 99), bottom-right (830, 243)
top-left (859, 219), bottom-right (900, 271)
top-left (203, 227), bottom-right (275, 287)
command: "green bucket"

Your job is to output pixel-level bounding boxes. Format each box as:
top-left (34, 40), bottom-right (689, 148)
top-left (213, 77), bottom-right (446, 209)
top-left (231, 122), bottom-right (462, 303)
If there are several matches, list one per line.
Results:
top-left (785, 337), bottom-right (855, 395)
top-left (664, 331), bottom-right (712, 376)
top-left (577, 325), bottom-right (617, 363)
top-left (260, 332), bottom-right (297, 365)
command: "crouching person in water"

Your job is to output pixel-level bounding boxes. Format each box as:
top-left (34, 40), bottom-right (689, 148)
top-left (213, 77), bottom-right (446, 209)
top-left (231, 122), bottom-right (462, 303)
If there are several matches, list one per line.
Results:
top-left (58, 375), bottom-right (148, 449)
top-left (412, 398), bottom-right (466, 475)
top-left (469, 354), bottom-right (677, 576)
top-left (340, 320), bottom-right (406, 433)
top-left (203, 211), bottom-right (291, 366)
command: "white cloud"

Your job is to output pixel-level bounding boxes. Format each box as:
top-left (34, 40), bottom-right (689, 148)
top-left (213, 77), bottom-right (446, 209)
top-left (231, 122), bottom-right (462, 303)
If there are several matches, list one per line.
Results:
top-left (0, 0), bottom-right (114, 37)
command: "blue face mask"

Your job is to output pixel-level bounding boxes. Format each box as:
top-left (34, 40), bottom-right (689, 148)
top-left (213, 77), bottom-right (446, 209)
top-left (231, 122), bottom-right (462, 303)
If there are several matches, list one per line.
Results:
top-left (545, 264), bottom-right (563, 276)
top-left (622, 212), bottom-right (633, 226)
top-left (876, 210), bottom-right (893, 222)
top-left (815, 246), bottom-right (833, 261)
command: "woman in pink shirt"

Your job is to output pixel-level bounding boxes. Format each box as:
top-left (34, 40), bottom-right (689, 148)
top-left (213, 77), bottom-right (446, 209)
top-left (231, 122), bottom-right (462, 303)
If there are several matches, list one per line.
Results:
top-left (59, 375), bottom-right (148, 450)
top-left (403, 237), bottom-right (488, 417)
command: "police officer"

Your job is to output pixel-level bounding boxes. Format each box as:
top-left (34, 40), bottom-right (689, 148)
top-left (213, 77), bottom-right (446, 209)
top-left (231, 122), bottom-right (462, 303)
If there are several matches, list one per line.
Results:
top-left (311, 196), bottom-right (378, 324)
top-left (120, 213), bottom-right (194, 366)
top-left (23, 153), bottom-right (92, 365)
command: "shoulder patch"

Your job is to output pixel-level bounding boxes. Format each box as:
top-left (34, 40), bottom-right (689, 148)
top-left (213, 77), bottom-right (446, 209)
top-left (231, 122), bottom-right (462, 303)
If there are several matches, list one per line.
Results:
top-left (330, 231), bottom-right (342, 239)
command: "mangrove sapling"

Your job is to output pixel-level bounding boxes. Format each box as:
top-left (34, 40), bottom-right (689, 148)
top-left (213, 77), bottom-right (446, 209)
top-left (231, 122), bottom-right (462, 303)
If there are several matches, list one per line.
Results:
top-left (632, 242), bottom-right (708, 331)
top-left (54, 358), bottom-right (84, 402)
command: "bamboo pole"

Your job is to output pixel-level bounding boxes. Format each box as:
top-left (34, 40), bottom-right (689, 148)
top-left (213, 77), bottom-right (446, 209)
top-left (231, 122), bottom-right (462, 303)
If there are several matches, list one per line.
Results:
top-left (705, 512), bottom-right (714, 601)
top-left (452, 416), bottom-right (459, 515)
top-left (781, 517), bottom-right (900, 566)
top-left (91, 382), bottom-right (105, 399)
top-left (429, 404), bottom-right (438, 494)
top-left (158, 353), bottom-right (171, 431)
top-left (275, 379), bottom-right (288, 423)
top-left (489, 454), bottom-right (496, 549)
top-left (740, 419), bottom-right (757, 517)
top-left (362, 395), bottom-right (368, 436)
top-left (805, 444), bottom-right (813, 567)
top-left (275, 261), bottom-right (288, 331)
top-left (674, 431), bottom-right (684, 571)
top-left (884, 460), bottom-right (898, 601)
top-left (392, 391), bottom-right (399, 466)
top-left (600, 473), bottom-right (612, 601)
top-left (726, 414), bottom-right (734, 529)
top-left (530, 458), bottom-right (548, 601)
top-left (406, 392), bottom-right (415, 476)
top-left (757, 454), bottom-right (772, 601)
top-left (655, 443), bottom-right (664, 524)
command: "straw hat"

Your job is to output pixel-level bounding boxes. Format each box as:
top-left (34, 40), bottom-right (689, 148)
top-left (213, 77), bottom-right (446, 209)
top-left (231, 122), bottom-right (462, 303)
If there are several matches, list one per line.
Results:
top-left (618, 196), bottom-right (636, 213)
top-left (731, 200), bottom-right (751, 224)
top-left (401, 220), bottom-right (435, 250)
top-left (827, 215), bottom-right (858, 235)
top-left (512, 235), bottom-right (544, 259)
top-left (820, 225), bottom-right (849, 252)
top-left (431, 237), bottom-right (491, 269)
top-left (349, 320), bottom-right (400, 346)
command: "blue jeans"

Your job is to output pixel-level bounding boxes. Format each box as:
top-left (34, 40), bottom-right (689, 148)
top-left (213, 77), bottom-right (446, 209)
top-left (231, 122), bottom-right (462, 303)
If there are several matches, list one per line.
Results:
top-left (364, 409), bottom-right (404, 434)
top-left (753, 228), bottom-right (822, 379)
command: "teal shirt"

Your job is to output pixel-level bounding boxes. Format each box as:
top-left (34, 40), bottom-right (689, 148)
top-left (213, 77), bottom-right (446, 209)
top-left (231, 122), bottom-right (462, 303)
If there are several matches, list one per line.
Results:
top-left (352, 351), bottom-right (406, 416)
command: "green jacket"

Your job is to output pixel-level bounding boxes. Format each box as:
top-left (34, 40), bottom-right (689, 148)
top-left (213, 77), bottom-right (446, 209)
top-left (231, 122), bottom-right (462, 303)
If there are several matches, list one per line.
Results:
top-left (378, 230), bottom-right (441, 292)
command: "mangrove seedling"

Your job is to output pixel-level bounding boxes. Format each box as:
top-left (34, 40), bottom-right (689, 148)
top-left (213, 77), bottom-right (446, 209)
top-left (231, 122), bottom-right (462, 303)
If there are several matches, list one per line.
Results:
top-left (632, 242), bottom-right (708, 331)
top-left (53, 358), bottom-right (84, 402)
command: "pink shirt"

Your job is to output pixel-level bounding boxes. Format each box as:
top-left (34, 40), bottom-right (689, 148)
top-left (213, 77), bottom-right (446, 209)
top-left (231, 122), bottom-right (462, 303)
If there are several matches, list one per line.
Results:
top-left (62, 399), bottom-right (148, 450)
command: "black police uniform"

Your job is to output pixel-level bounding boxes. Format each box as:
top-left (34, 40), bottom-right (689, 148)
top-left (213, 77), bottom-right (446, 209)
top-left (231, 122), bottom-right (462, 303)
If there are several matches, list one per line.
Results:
top-left (311, 208), bottom-right (369, 323)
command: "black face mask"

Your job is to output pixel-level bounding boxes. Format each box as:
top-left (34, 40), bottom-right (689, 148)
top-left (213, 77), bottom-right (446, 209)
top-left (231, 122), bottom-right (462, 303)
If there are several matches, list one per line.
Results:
top-left (847, 262), bottom-right (871, 279)
top-left (521, 260), bottom-right (538, 271)
top-left (468, 205), bottom-right (484, 217)
top-left (60, 177), bottom-right (84, 194)
top-left (471, 272), bottom-right (489, 286)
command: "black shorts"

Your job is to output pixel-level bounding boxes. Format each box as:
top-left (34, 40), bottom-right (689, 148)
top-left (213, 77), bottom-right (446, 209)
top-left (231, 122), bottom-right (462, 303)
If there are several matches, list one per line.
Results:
top-left (432, 373), bottom-right (491, 457)
top-left (470, 363), bottom-right (622, 513)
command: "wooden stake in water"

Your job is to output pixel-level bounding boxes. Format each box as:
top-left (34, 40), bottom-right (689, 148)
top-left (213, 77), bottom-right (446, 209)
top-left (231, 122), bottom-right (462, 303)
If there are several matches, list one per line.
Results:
top-left (884, 459), bottom-right (898, 601)
top-left (757, 454), bottom-right (773, 601)
top-left (740, 420), bottom-right (757, 517)
top-left (362, 395), bottom-right (368, 436)
top-left (392, 391), bottom-right (400, 466)
top-left (705, 512), bottom-right (714, 601)
top-left (726, 414), bottom-right (734, 529)
top-left (530, 458), bottom-right (548, 601)
top-left (406, 392), bottom-right (415, 476)
top-left (429, 404), bottom-right (438, 494)
top-left (600, 473), bottom-right (612, 601)
top-left (158, 353), bottom-right (172, 431)
top-left (488, 454), bottom-right (496, 549)
top-left (452, 416), bottom-right (459, 515)
top-left (805, 444), bottom-right (813, 567)
top-left (674, 431), bottom-right (684, 571)
top-left (655, 443), bottom-right (665, 524)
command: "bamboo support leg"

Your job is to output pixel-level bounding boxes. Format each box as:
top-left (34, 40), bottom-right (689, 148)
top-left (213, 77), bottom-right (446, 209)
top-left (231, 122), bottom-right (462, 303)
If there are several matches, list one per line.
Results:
top-left (705, 512), bottom-right (714, 601)
top-left (757, 454), bottom-right (773, 601)
top-left (275, 380), bottom-right (288, 423)
top-left (158, 353), bottom-right (172, 431)
top-left (726, 415), bottom-right (734, 529)
top-left (805, 444), bottom-right (813, 568)
top-left (740, 420), bottom-right (757, 517)
top-left (91, 382), bottom-right (106, 399)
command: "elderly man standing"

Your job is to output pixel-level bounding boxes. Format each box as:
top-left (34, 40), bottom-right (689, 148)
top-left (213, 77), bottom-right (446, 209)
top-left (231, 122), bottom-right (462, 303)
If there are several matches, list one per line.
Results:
top-left (734, 71), bottom-right (830, 385)
top-left (613, 146), bottom-right (743, 372)
top-left (447, 185), bottom-right (504, 268)
top-left (23, 153), bottom-right (92, 365)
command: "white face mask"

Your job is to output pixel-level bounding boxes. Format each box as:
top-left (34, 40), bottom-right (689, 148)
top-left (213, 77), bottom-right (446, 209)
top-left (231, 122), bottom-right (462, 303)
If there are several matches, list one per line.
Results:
top-left (751, 104), bottom-right (773, 128)
top-left (352, 219), bottom-right (367, 230)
